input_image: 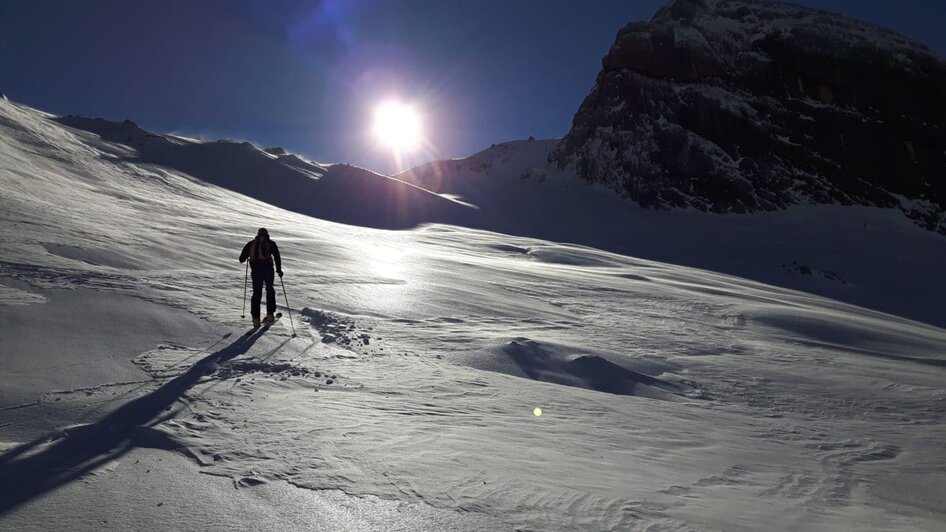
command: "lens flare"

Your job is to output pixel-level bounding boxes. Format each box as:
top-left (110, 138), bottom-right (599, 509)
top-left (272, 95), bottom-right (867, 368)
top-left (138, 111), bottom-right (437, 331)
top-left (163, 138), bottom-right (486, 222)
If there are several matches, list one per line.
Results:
top-left (373, 101), bottom-right (421, 152)
top-left (533, 407), bottom-right (543, 417)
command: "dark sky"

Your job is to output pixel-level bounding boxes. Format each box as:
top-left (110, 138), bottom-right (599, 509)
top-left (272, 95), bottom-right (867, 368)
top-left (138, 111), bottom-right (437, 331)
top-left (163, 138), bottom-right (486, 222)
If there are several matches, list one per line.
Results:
top-left (2, 0), bottom-right (944, 175)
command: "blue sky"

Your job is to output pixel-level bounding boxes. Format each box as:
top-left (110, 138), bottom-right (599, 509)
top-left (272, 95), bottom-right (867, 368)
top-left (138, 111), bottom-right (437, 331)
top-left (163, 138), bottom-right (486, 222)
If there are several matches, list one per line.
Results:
top-left (2, 0), bottom-right (943, 174)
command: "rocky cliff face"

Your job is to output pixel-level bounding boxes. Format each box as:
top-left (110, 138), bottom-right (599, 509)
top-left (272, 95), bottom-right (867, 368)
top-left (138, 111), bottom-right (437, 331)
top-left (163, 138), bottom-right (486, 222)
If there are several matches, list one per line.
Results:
top-left (550, 0), bottom-right (946, 233)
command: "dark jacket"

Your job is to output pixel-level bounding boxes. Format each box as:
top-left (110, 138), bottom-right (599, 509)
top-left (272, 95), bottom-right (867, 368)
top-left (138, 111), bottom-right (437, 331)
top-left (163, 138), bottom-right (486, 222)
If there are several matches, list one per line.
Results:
top-left (240, 238), bottom-right (281, 272)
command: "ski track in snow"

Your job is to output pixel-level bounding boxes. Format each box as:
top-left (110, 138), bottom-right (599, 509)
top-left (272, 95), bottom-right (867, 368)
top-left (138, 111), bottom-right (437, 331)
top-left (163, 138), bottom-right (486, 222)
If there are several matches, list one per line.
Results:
top-left (2, 98), bottom-right (946, 530)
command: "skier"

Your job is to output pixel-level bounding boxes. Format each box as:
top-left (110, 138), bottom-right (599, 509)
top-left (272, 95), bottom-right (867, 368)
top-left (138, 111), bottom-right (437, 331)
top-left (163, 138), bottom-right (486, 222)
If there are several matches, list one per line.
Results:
top-left (239, 228), bottom-right (283, 327)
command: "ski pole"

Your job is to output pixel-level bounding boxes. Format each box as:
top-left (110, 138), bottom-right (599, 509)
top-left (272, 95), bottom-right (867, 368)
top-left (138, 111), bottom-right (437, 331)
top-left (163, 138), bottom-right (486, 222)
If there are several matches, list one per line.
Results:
top-left (280, 275), bottom-right (297, 337)
top-left (240, 262), bottom-right (248, 318)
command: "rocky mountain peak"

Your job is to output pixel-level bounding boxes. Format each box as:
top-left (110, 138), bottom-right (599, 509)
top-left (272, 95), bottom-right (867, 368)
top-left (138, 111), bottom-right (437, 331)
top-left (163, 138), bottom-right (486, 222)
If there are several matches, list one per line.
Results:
top-left (551, 0), bottom-right (946, 233)
top-left (654, 0), bottom-right (709, 22)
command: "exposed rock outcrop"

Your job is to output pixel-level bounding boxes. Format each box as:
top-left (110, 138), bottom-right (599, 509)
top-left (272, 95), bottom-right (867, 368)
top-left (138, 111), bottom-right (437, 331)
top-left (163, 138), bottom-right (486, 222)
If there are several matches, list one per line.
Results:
top-left (551, 0), bottom-right (946, 233)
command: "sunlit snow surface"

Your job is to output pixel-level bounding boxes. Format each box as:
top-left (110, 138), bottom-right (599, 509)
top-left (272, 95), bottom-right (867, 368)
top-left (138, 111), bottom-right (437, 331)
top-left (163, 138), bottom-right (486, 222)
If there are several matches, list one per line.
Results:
top-left (2, 98), bottom-right (945, 530)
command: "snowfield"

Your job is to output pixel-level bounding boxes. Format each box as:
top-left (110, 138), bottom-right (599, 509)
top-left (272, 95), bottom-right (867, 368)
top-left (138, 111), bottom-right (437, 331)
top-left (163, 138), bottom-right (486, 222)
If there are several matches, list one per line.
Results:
top-left (1, 98), bottom-right (945, 530)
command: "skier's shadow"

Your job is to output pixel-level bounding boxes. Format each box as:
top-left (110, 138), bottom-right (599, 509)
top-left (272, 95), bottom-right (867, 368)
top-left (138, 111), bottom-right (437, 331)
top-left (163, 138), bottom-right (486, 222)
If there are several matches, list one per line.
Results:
top-left (0, 325), bottom-right (271, 515)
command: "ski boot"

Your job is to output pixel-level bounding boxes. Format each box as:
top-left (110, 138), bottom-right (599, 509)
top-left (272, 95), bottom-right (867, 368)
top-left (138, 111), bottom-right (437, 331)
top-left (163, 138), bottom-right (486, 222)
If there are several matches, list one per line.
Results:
top-left (263, 313), bottom-right (275, 324)
top-left (252, 316), bottom-right (261, 328)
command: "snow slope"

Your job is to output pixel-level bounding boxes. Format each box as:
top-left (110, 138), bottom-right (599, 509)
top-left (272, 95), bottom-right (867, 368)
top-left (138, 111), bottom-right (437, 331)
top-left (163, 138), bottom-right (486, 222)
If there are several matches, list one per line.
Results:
top-left (398, 139), bottom-right (946, 330)
top-left (43, 109), bottom-right (946, 328)
top-left (2, 98), bottom-right (946, 530)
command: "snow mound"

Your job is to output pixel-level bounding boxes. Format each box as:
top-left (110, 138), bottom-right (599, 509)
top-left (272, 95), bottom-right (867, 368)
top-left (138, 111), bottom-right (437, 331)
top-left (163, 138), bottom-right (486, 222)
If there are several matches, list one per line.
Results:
top-left (474, 338), bottom-right (690, 400)
top-left (526, 244), bottom-right (632, 268)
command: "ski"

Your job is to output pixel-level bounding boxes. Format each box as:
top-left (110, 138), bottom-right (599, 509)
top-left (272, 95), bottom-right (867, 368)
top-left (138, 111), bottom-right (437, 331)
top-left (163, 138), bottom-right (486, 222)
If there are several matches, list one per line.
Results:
top-left (244, 313), bottom-right (282, 335)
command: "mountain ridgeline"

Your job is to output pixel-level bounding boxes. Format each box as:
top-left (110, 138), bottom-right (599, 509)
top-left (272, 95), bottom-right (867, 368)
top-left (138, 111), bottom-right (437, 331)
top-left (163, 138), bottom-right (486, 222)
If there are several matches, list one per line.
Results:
top-left (550, 0), bottom-right (946, 233)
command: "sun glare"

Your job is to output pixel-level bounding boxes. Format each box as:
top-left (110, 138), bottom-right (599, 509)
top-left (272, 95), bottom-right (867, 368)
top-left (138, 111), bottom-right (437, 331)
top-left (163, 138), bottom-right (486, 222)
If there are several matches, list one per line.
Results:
top-left (373, 101), bottom-right (422, 152)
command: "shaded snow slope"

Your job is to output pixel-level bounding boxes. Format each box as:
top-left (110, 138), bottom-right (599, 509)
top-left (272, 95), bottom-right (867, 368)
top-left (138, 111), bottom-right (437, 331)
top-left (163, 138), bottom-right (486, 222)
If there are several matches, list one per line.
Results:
top-left (2, 98), bottom-right (946, 530)
top-left (400, 139), bottom-right (946, 329)
top-left (55, 114), bottom-right (473, 230)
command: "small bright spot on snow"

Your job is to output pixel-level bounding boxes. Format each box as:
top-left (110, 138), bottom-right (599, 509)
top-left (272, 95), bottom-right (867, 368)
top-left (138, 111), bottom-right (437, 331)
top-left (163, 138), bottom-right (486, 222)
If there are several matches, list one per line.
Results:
top-left (373, 101), bottom-right (421, 152)
top-left (362, 242), bottom-right (405, 279)
top-left (533, 407), bottom-right (543, 417)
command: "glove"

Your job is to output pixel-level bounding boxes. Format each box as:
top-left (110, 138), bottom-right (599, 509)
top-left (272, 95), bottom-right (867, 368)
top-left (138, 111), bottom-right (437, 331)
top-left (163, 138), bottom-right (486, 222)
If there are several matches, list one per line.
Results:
top-left (277, 270), bottom-right (284, 278)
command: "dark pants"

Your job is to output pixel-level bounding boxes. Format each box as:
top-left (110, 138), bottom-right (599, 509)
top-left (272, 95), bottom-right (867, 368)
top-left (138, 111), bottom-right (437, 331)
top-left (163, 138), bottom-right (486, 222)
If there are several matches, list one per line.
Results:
top-left (250, 266), bottom-right (276, 319)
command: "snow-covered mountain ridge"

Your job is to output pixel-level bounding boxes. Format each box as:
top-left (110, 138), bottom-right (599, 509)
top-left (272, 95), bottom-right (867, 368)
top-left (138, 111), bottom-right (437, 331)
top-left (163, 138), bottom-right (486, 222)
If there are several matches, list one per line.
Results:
top-left (52, 113), bottom-right (473, 230)
top-left (551, 0), bottom-right (946, 233)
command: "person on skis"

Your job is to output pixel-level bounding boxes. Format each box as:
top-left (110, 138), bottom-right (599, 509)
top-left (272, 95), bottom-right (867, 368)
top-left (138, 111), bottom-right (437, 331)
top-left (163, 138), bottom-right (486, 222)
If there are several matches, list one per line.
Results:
top-left (239, 228), bottom-right (283, 327)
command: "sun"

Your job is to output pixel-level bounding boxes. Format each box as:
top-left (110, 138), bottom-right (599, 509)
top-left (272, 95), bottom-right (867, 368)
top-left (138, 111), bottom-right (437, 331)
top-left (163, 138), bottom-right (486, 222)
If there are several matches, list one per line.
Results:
top-left (372, 101), bottom-right (422, 152)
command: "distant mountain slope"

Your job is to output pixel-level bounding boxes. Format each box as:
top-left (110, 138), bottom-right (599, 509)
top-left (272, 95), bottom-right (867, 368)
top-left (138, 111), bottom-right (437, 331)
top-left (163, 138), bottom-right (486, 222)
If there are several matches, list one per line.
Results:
top-left (54, 115), bottom-right (472, 230)
top-left (550, 0), bottom-right (946, 234)
top-left (394, 139), bottom-right (558, 204)
top-left (4, 97), bottom-right (944, 327)
top-left (396, 138), bottom-right (559, 197)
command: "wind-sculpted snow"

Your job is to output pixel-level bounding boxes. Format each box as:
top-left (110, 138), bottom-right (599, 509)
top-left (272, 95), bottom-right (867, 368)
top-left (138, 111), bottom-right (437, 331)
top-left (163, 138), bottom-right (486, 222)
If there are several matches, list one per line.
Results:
top-left (2, 97), bottom-right (946, 529)
top-left (120, 288), bottom-right (946, 530)
top-left (0, 282), bottom-right (46, 306)
top-left (472, 337), bottom-right (691, 400)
